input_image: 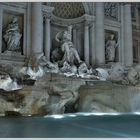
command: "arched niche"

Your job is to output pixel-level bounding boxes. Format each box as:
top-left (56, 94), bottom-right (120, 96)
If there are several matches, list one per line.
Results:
top-left (43, 2), bottom-right (90, 60)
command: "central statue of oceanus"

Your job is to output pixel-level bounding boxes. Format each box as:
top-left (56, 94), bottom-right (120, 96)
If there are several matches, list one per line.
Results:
top-left (51, 26), bottom-right (82, 67)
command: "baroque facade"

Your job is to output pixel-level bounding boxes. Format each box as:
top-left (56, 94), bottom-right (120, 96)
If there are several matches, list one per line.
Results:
top-left (0, 2), bottom-right (140, 67)
top-left (1, 2), bottom-right (140, 116)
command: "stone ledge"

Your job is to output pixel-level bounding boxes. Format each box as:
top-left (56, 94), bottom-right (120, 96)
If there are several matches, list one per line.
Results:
top-left (0, 53), bottom-right (26, 64)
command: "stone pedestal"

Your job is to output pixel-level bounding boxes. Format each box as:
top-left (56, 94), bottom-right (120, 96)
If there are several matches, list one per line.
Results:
top-left (3, 51), bottom-right (21, 57)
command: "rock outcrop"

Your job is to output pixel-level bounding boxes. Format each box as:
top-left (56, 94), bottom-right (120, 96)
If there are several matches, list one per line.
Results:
top-left (78, 81), bottom-right (140, 113)
top-left (0, 73), bottom-right (85, 116)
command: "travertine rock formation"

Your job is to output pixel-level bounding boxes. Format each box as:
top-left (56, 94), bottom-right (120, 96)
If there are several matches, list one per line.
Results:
top-left (78, 81), bottom-right (140, 112)
top-left (0, 73), bottom-right (85, 116)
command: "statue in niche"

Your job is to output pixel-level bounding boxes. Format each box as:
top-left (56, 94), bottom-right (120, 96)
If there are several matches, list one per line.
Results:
top-left (3, 16), bottom-right (22, 52)
top-left (51, 26), bottom-right (82, 67)
top-left (105, 34), bottom-right (118, 62)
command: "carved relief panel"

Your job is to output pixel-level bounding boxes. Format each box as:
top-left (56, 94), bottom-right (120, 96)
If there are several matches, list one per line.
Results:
top-left (104, 3), bottom-right (118, 20)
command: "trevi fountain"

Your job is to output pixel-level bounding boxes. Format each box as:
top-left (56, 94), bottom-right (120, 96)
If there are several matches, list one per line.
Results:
top-left (0, 2), bottom-right (140, 138)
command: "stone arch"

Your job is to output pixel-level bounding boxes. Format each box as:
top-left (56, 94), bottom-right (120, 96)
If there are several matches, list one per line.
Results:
top-left (82, 2), bottom-right (90, 14)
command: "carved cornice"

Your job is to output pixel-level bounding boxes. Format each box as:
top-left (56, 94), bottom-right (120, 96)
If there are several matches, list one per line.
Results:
top-left (84, 14), bottom-right (94, 21)
top-left (0, 2), bottom-right (27, 9)
top-left (84, 20), bottom-right (92, 27)
top-left (72, 24), bottom-right (82, 30)
top-left (42, 5), bottom-right (54, 13)
top-left (118, 2), bottom-right (132, 6)
top-left (104, 18), bottom-right (121, 28)
top-left (84, 14), bottom-right (94, 27)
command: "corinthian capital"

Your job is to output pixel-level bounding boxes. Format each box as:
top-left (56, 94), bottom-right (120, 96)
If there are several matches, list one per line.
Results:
top-left (43, 12), bottom-right (52, 20)
top-left (84, 20), bottom-right (92, 27)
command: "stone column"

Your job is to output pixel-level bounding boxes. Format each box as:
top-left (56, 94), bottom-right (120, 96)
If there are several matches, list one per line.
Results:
top-left (120, 4), bottom-right (125, 65)
top-left (89, 24), bottom-right (95, 66)
top-left (124, 4), bottom-right (133, 66)
top-left (26, 3), bottom-right (31, 57)
top-left (72, 27), bottom-right (77, 49)
top-left (95, 2), bottom-right (105, 66)
top-left (31, 3), bottom-right (43, 55)
top-left (44, 13), bottom-right (51, 61)
top-left (84, 21), bottom-right (90, 66)
top-left (0, 6), bottom-right (3, 53)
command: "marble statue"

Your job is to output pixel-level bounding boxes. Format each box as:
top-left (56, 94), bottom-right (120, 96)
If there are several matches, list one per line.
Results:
top-left (60, 61), bottom-right (77, 74)
top-left (107, 63), bottom-right (139, 86)
top-left (107, 63), bottom-right (127, 84)
top-left (125, 65), bottom-right (140, 86)
top-left (3, 16), bottom-right (22, 52)
top-left (19, 53), bottom-right (59, 80)
top-left (105, 34), bottom-right (118, 62)
top-left (78, 62), bottom-right (89, 75)
top-left (37, 53), bottom-right (59, 73)
top-left (26, 56), bottom-right (44, 80)
top-left (52, 26), bottom-right (82, 67)
top-left (95, 68), bottom-right (109, 81)
top-left (127, 67), bottom-right (139, 86)
top-left (19, 54), bottom-right (44, 80)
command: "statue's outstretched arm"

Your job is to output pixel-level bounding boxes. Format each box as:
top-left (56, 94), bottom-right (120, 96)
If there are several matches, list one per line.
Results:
top-left (55, 31), bottom-right (62, 43)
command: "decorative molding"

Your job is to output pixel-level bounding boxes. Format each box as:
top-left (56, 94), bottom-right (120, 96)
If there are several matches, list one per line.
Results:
top-left (51, 14), bottom-right (94, 27)
top-left (104, 19), bottom-right (121, 28)
top-left (42, 5), bottom-right (54, 13)
top-left (0, 2), bottom-right (27, 9)
top-left (72, 23), bottom-right (83, 30)
top-left (82, 2), bottom-right (90, 14)
top-left (0, 53), bottom-right (26, 62)
top-left (84, 14), bottom-right (94, 27)
top-left (84, 20), bottom-right (92, 27)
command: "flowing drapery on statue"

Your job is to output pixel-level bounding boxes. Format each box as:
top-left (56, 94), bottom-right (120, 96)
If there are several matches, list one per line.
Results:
top-left (3, 16), bottom-right (22, 52)
top-left (105, 34), bottom-right (118, 62)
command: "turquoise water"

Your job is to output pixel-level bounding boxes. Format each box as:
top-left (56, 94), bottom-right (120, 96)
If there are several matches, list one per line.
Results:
top-left (0, 113), bottom-right (140, 138)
